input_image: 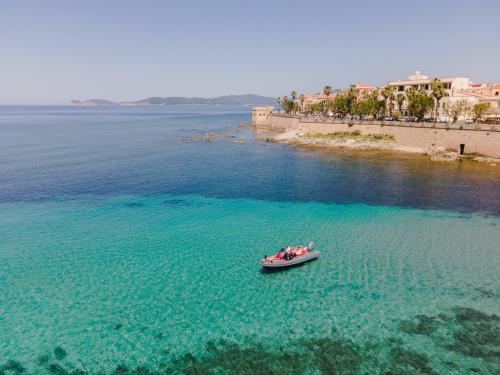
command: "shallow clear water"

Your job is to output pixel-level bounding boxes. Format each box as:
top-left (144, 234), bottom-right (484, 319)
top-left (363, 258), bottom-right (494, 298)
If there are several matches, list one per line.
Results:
top-left (0, 106), bottom-right (499, 374)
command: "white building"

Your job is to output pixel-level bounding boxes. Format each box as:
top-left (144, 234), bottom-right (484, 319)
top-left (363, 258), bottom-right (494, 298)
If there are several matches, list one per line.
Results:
top-left (385, 71), bottom-right (476, 119)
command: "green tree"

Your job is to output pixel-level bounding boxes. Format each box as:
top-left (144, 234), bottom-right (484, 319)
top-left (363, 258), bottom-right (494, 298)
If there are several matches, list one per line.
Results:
top-left (381, 86), bottom-right (396, 116)
top-left (446, 99), bottom-right (471, 123)
top-left (299, 94), bottom-right (305, 110)
top-left (323, 85), bottom-right (333, 97)
top-left (407, 90), bottom-right (433, 121)
top-left (396, 93), bottom-right (405, 113)
top-left (333, 94), bottom-right (350, 116)
top-left (276, 97), bottom-right (281, 111)
top-left (282, 96), bottom-right (292, 113)
top-left (472, 102), bottom-right (491, 122)
top-left (290, 91), bottom-right (297, 101)
top-left (430, 79), bottom-right (447, 119)
top-left (345, 88), bottom-right (358, 115)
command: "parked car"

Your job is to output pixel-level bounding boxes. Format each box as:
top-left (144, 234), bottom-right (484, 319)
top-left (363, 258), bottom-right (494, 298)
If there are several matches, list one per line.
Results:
top-left (437, 116), bottom-right (450, 123)
top-left (384, 116), bottom-right (394, 121)
top-left (424, 118), bottom-right (435, 122)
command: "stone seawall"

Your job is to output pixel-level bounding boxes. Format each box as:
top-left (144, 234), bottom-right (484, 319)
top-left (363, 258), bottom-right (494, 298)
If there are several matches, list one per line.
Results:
top-left (262, 114), bottom-right (500, 158)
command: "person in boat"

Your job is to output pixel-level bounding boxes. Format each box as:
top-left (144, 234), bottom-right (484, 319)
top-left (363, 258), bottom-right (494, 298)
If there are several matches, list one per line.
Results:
top-left (277, 248), bottom-right (285, 259)
top-left (284, 246), bottom-right (293, 261)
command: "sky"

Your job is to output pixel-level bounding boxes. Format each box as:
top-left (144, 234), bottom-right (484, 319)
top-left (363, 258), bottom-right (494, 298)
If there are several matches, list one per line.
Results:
top-left (1, 0), bottom-right (499, 104)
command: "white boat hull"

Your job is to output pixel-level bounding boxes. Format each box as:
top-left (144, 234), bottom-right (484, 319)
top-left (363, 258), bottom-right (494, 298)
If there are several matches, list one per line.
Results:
top-left (261, 250), bottom-right (320, 269)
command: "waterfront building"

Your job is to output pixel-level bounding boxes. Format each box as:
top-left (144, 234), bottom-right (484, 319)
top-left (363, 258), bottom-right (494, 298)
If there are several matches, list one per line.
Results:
top-left (349, 83), bottom-right (376, 99)
top-left (385, 71), bottom-right (469, 118)
top-left (464, 83), bottom-right (500, 115)
top-left (302, 93), bottom-right (337, 106)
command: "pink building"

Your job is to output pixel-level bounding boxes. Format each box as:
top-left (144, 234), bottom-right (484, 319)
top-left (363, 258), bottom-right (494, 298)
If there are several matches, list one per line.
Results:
top-left (302, 93), bottom-right (337, 105)
top-left (350, 83), bottom-right (376, 99)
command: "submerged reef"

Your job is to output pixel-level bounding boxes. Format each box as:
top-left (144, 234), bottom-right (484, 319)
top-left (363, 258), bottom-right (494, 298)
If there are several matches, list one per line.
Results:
top-left (1, 307), bottom-right (498, 374)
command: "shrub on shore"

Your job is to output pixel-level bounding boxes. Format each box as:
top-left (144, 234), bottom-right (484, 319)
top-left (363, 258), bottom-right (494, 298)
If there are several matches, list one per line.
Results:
top-left (303, 131), bottom-right (395, 142)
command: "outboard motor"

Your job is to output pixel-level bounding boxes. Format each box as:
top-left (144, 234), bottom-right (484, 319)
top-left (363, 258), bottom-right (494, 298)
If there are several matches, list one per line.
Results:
top-left (307, 242), bottom-right (315, 250)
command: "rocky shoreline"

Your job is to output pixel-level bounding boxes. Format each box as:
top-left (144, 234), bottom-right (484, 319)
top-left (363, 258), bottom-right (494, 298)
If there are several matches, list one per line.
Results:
top-left (259, 128), bottom-right (499, 165)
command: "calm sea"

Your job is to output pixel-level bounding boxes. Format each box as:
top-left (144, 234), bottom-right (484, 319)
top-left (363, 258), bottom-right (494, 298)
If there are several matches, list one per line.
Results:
top-left (0, 106), bottom-right (499, 374)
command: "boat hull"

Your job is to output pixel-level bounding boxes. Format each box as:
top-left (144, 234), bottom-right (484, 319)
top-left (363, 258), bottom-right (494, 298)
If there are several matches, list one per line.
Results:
top-left (261, 250), bottom-right (320, 269)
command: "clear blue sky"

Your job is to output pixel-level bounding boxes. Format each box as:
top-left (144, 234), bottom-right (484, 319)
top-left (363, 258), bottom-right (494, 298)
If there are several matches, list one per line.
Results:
top-left (1, 0), bottom-right (499, 104)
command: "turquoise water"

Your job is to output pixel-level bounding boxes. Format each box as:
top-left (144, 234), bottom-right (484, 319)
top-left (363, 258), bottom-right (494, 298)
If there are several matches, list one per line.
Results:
top-left (0, 106), bottom-right (499, 374)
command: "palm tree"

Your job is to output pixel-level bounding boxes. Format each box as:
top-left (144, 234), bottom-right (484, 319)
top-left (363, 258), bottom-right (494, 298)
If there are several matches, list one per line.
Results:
top-left (282, 96), bottom-right (290, 113)
top-left (396, 93), bottom-right (405, 114)
top-left (323, 85), bottom-right (333, 97)
top-left (406, 86), bottom-right (417, 100)
top-left (381, 86), bottom-right (395, 116)
top-left (290, 91), bottom-right (297, 101)
top-left (276, 97), bottom-right (281, 112)
top-left (431, 79), bottom-right (446, 119)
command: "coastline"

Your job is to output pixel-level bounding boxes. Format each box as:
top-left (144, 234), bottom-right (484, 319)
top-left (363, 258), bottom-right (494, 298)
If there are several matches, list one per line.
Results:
top-left (252, 109), bottom-right (500, 164)
top-left (257, 126), bottom-right (500, 164)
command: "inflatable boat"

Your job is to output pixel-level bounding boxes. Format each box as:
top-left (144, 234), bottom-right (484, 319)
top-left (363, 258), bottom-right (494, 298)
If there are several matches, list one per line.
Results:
top-left (261, 244), bottom-right (320, 269)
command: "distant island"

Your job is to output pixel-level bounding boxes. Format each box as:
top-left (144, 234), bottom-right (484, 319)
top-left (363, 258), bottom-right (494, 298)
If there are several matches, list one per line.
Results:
top-left (71, 94), bottom-right (275, 106)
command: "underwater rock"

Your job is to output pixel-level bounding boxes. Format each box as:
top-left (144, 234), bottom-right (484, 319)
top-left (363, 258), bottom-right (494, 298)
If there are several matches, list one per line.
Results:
top-left (453, 307), bottom-right (499, 323)
top-left (0, 360), bottom-right (25, 374)
top-left (387, 346), bottom-right (438, 375)
top-left (38, 354), bottom-right (51, 365)
top-left (301, 337), bottom-right (362, 374)
top-left (48, 363), bottom-right (68, 375)
top-left (114, 364), bottom-right (129, 374)
top-left (167, 340), bottom-right (307, 375)
top-left (54, 346), bottom-right (68, 360)
top-left (399, 314), bottom-right (438, 335)
top-left (475, 287), bottom-right (496, 298)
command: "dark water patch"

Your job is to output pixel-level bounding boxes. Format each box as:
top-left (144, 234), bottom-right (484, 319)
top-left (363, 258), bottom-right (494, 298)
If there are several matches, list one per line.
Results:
top-left (453, 307), bottom-right (499, 323)
top-left (388, 345), bottom-right (438, 375)
top-left (124, 202), bottom-right (145, 209)
top-left (399, 314), bottom-right (438, 335)
top-left (166, 339), bottom-right (308, 374)
top-left (0, 360), bottom-right (26, 374)
top-left (447, 309), bottom-right (500, 363)
top-left (162, 199), bottom-right (192, 207)
top-left (113, 364), bottom-right (129, 374)
top-left (47, 363), bottom-right (67, 375)
top-left (53, 347), bottom-right (67, 361)
top-left (475, 287), bottom-right (497, 298)
top-left (301, 336), bottom-right (362, 374)
top-left (37, 355), bottom-right (51, 366)
top-left (398, 307), bottom-right (500, 366)
top-left (7, 308), bottom-right (500, 374)
top-left (1, 106), bottom-right (499, 215)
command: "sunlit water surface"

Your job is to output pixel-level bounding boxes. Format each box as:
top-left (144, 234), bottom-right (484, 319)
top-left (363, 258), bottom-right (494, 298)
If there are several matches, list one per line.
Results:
top-left (0, 106), bottom-right (499, 374)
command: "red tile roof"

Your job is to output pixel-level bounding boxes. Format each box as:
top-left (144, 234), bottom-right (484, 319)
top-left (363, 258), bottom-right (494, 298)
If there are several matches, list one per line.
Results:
top-left (354, 83), bottom-right (375, 89)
